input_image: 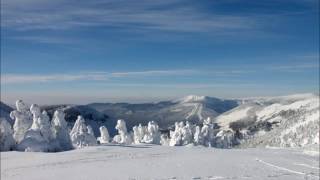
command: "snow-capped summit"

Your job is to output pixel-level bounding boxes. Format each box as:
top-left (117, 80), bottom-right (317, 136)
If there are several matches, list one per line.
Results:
top-left (178, 95), bottom-right (207, 103)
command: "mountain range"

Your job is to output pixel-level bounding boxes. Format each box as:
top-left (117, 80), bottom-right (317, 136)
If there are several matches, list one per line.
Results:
top-left (1, 93), bottom-right (318, 147)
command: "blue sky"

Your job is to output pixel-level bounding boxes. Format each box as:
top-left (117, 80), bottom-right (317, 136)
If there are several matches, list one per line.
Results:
top-left (1, 0), bottom-right (319, 104)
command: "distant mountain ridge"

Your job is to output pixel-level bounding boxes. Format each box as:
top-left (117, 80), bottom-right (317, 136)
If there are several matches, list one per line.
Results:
top-left (87, 95), bottom-right (239, 130)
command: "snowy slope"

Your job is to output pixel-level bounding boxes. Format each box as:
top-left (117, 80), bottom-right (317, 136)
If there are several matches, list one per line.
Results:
top-left (214, 93), bottom-right (319, 147)
top-left (1, 145), bottom-right (319, 180)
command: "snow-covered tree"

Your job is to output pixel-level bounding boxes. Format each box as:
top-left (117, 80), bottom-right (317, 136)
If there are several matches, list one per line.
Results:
top-left (133, 126), bottom-right (141, 144)
top-left (113, 119), bottom-right (132, 144)
top-left (215, 130), bottom-right (234, 148)
top-left (160, 134), bottom-right (170, 146)
top-left (70, 116), bottom-right (97, 148)
top-left (87, 125), bottom-right (95, 137)
top-left (10, 100), bottom-right (32, 143)
top-left (97, 126), bottom-right (110, 144)
top-left (169, 122), bottom-right (183, 146)
top-left (40, 111), bottom-right (52, 142)
top-left (193, 126), bottom-right (203, 145)
top-left (201, 117), bottom-right (215, 147)
top-left (0, 118), bottom-right (15, 151)
top-left (181, 121), bottom-right (193, 145)
top-left (29, 104), bottom-right (53, 142)
top-left (143, 121), bottom-right (161, 144)
top-left (133, 124), bottom-right (146, 144)
top-left (17, 104), bottom-right (52, 152)
top-left (51, 109), bottom-right (73, 151)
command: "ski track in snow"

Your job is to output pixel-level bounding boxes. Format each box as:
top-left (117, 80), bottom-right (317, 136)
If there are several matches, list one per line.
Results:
top-left (185, 103), bottom-right (202, 120)
top-left (256, 158), bottom-right (320, 179)
top-left (293, 163), bottom-right (320, 170)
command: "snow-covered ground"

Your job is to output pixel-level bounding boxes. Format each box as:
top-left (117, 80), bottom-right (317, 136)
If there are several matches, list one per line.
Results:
top-left (1, 145), bottom-right (319, 180)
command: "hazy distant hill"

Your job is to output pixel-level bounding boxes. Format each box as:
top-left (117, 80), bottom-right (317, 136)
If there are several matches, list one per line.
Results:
top-left (88, 95), bottom-right (239, 131)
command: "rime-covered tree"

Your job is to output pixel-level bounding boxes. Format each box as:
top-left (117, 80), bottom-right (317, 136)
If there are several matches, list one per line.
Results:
top-left (17, 104), bottom-right (51, 152)
top-left (143, 121), bottom-right (161, 144)
top-left (10, 100), bottom-right (32, 143)
top-left (0, 118), bottom-right (15, 151)
top-left (215, 130), bottom-right (234, 148)
top-left (169, 122), bottom-right (183, 146)
top-left (39, 111), bottom-right (52, 142)
top-left (70, 116), bottom-right (97, 148)
top-left (97, 126), bottom-right (110, 144)
top-left (51, 109), bottom-right (73, 151)
top-left (133, 124), bottom-right (146, 144)
top-left (113, 119), bottom-right (132, 144)
top-left (193, 126), bottom-right (203, 145)
top-left (160, 134), bottom-right (170, 146)
top-left (201, 117), bottom-right (215, 147)
top-left (181, 121), bottom-right (193, 145)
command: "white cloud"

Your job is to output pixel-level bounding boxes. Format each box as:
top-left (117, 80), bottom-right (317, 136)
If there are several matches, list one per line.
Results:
top-left (1, 70), bottom-right (198, 84)
top-left (2, 62), bottom-right (317, 85)
top-left (1, 69), bottom-right (247, 84)
top-left (110, 70), bottom-right (198, 77)
top-left (267, 63), bottom-right (320, 72)
top-left (2, 0), bottom-right (255, 33)
top-left (1, 73), bottom-right (109, 84)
